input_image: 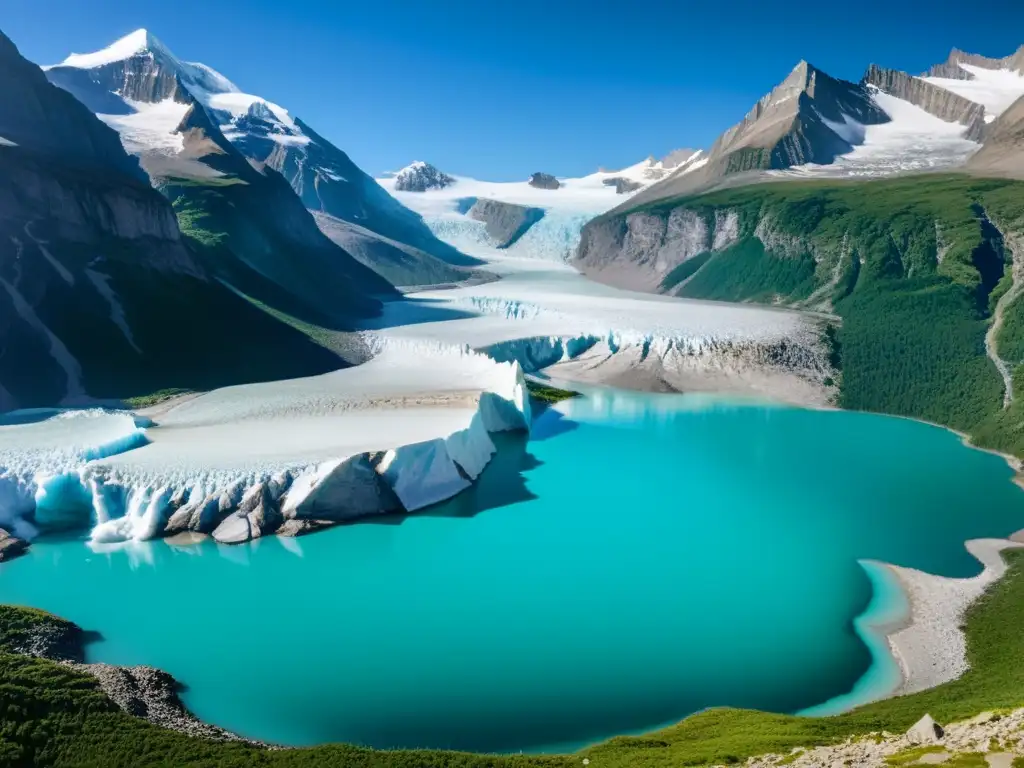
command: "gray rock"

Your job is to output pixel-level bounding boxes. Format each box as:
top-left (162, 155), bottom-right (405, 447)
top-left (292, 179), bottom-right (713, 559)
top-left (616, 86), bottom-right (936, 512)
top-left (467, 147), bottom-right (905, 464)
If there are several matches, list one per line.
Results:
top-left (393, 161), bottom-right (455, 192)
top-left (924, 46), bottom-right (1024, 79)
top-left (276, 518), bottom-right (336, 537)
top-left (211, 483), bottom-right (282, 544)
top-left (619, 61), bottom-right (891, 208)
top-left (907, 714), bottom-right (945, 745)
top-left (0, 528), bottom-right (29, 562)
top-left (969, 93), bottom-right (1024, 178)
top-left (575, 206), bottom-right (737, 292)
top-left (468, 198), bottom-right (545, 248)
top-left (863, 64), bottom-right (986, 140)
top-left (528, 172), bottom-right (560, 190)
top-left (282, 454), bottom-right (401, 521)
top-left (602, 177), bottom-right (644, 194)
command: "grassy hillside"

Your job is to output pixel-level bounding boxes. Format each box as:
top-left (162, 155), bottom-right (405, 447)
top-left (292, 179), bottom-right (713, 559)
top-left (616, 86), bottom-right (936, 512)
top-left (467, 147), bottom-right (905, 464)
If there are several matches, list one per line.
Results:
top-left (631, 174), bottom-right (1024, 457)
top-left (5, 550), bottom-right (1024, 767)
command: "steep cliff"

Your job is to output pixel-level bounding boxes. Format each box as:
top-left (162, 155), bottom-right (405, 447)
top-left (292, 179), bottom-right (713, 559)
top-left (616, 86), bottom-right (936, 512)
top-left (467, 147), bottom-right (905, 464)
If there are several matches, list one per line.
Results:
top-left (576, 209), bottom-right (739, 292)
top-left (0, 28), bottom-right (343, 409)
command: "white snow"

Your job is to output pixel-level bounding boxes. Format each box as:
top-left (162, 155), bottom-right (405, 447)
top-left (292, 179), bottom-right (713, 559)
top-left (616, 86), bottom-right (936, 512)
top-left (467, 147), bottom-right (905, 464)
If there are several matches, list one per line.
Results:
top-left (0, 136), bottom-right (16, 147)
top-left (380, 153), bottom-right (703, 217)
top-left (774, 90), bottom-right (980, 179)
top-left (97, 98), bottom-right (189, 156)
top-left (818, 110), bottom-right (867, 145)
top-left (922, 63), bottom-right (1024, 118)
top-left (56, 29), bottom-right (160, 69)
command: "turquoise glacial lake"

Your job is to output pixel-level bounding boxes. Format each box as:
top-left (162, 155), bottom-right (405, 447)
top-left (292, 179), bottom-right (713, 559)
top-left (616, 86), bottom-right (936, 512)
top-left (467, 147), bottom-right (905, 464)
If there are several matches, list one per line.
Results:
top-left (3, 391), bottom-right (1024, 754)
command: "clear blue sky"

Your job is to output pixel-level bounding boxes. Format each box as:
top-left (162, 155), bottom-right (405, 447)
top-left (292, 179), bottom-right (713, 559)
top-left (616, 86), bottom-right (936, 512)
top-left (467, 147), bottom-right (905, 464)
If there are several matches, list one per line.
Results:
top-left (5, 0), bottom-right (1024, 180)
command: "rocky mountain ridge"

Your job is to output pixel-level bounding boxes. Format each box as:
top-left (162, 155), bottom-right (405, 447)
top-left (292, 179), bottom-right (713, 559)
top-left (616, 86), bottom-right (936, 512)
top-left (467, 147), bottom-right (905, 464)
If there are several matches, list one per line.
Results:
top-left (618, 46), bottom-right (1024, 214)
top-left (45, 30), bottom-right (479, 291)
top-left (0, 27), bottom-right (346, 408)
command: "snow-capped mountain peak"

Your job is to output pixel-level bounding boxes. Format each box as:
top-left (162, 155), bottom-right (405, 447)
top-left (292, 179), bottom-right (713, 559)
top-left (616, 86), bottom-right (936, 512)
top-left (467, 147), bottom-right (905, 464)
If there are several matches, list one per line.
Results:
top-left (50, 28), bottom-right (240, 95)
top-left (57, 28), bottom-right (167, 69)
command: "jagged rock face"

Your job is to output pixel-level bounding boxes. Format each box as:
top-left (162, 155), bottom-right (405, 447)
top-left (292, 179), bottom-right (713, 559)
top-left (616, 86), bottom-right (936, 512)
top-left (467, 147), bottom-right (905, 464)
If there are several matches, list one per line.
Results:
top-left (574, 208), bottom-right (739, 291)
top-left (863, 64), bottom-right (987, 140)
top-left (528, 172), bottom-right (560, 190)
top-left (393, 161), bottom-right (454, 192)
top-left (46, 54), bottom-right (189, 113)
top-left (603, 177), bottom-right (644, 194)
top-left (926, 46), bottom-right (1024, 79)
top-left (969, 93), bottom-right (1024, 176)
top-left (468, 199), bottom-right (545, 248)
top-left (622, 62), bottom-right (890, 209)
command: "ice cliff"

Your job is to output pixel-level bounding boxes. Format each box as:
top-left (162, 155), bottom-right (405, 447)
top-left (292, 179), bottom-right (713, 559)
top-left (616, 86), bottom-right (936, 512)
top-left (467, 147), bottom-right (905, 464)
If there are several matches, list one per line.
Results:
top-left (0, 347), bottom-right (530, 547)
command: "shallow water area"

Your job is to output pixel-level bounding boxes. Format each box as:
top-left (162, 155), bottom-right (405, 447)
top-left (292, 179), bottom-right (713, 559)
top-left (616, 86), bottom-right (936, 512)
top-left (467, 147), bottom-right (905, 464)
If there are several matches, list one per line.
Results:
top-left (2, 390), bottom-right (1024, 754)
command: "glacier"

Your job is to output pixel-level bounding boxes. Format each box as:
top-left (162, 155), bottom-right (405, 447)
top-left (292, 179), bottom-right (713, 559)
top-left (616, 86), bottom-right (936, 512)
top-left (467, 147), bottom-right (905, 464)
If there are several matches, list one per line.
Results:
top-left (0, 147), bottom-right (833, 550)
top-left (0, 347), bottom-right (530, 547)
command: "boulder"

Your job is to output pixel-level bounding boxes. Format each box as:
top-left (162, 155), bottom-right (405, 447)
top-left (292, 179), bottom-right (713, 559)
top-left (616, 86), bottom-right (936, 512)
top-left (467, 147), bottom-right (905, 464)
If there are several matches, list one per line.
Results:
top-left (906, 714), bottom-right (944, 744)
top-left (211, 483), bottom-right (282, 544)
top-left (0, 528), bottom-right (29, 562)
top-left (602, 177), bottom-right (643, 194)
top-left (528, 172), bottom-right (560, 190)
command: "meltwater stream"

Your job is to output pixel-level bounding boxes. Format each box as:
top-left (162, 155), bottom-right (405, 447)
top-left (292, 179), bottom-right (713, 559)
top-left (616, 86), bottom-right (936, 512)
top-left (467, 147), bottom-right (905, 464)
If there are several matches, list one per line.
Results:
top-left (2, 391), bottom-right (1024, 754)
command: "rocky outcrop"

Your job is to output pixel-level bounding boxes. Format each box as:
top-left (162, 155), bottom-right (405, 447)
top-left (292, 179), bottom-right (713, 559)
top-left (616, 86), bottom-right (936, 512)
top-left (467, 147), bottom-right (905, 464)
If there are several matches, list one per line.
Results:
top-left (528, 172), bottom-right (560, 190)
top-left (602, 177), bottom-right (644, 194)
top-left (574, 207), bottom-right (739, 291)
top-left (0, 528), bottom-right (28, 562)
top-left (468, 198), bottom-right (545, 248)
top-left (906, 714), bottom-right (944, 745)
top-left (392, 161), bottom-right (455, 192)
top-left (863, 64), bottom-right (987, 140)
top-left (744, 710), bottom-right (1024, 768)
top-left (926, 45), bottom-right (1024, 79)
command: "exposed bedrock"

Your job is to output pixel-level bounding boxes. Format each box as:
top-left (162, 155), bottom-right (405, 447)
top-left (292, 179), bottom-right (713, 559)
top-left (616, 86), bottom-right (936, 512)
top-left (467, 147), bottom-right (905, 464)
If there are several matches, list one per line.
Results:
top-left (862, 64), bottom-right (987, 140)
top-left (602, 177), bottom-right (644, 194)
top-left (528, 172), bottom-right (560, 190)
top-left (574, 208), bottom-right (740, 291)
top-left (468, 198), bottom-right (546, 248)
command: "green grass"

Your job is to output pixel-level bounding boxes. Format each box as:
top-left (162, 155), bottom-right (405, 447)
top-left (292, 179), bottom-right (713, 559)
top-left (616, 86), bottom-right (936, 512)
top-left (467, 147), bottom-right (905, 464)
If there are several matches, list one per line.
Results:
top-left (659, 251), bottom-right (713, 291)
top-left (884, 745), bottom-right (947, 765)
top-left (121, 388), bottom-right (195, 409)
top-left (5, 550), bottom-right (1024, 766)
top-left (525, 380), bottom-right (580, 404)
